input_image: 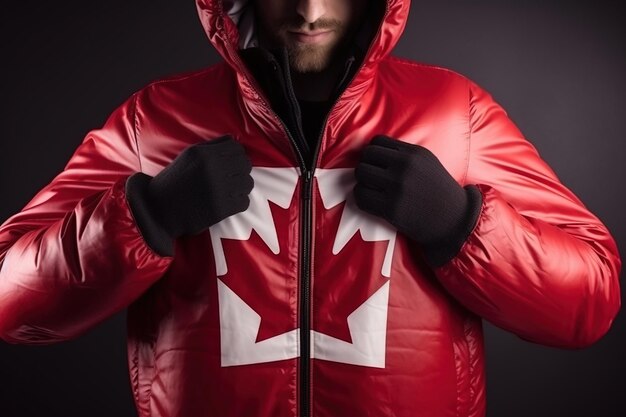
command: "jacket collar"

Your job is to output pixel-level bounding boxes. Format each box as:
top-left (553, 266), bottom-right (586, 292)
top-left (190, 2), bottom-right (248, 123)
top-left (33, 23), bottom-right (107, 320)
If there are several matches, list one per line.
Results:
top-left (237, 40), bottom-right (364, 108)
top-left (235, 42), bottom-right (363, 165)
top-left (194, 0), bottom-right (409, 128)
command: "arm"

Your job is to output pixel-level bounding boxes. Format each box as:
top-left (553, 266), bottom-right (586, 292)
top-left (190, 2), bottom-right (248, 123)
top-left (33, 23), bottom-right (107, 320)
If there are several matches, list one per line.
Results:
top-left (432, 79), bottom-right (622, 349)
top-left (0, 91), bottom-right (173, 345)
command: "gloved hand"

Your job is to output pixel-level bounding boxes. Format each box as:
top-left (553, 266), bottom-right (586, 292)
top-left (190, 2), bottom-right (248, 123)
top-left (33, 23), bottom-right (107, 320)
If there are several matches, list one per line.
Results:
top-left (353, 135), bottom-right (482, 267)
top-left (125, 134), bottom-right (254, 257)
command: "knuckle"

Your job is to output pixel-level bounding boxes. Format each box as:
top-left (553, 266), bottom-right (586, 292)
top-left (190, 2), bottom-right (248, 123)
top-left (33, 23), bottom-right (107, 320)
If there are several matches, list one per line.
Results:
top-left (354, 164), bottom-right (362, 180)
top-left (237, 196), bottom-right (251, 212)
top-left (353, 184), bottom-right (363, 203)
top-left (182, 143), bottom-right (201, 159)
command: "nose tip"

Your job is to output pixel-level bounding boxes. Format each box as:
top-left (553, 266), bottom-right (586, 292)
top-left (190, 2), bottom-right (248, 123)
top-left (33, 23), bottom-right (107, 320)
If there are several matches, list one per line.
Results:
top-left (296, 0), bottom-right (327, 24)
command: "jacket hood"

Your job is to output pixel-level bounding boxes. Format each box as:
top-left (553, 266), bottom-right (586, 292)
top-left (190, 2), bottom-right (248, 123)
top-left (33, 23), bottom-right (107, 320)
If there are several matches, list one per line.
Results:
top-left (195, 0), bottom-right (410, 107)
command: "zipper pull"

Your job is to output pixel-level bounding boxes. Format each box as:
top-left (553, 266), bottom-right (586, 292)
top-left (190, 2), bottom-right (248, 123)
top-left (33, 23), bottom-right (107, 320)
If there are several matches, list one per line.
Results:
top-left (302, 170), bottom-right (313, 200)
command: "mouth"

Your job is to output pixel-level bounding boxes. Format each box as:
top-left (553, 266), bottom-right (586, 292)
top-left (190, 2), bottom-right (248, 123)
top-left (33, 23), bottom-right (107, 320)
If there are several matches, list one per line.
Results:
top-left (288, 30), bottom-right (334, 44)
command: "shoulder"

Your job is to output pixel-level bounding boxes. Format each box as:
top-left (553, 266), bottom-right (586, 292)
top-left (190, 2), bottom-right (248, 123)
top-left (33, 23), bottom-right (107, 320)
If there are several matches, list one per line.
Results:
top-left (380, 55), bottom-right (474, 94)
top-left (382, 55), bottom-right (470, 81)
top-left (145, 61), bottom-right (231, 88)
top-left (377, 55), bottom-right (489, 115)
top-left (133, 61), bottom-right (236, 106)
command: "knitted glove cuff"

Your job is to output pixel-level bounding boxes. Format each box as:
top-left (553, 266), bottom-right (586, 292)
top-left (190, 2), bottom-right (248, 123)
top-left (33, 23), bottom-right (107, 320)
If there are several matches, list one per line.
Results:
top-left (420, 184), bottom-right (483, 268)
top-left (125, 172), bottom-right (175, 257)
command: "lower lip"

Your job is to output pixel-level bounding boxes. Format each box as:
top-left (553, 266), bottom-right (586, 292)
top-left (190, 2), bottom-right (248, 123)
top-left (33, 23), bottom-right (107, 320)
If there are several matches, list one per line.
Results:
top-left (289, 31), bottom-right (333, 44)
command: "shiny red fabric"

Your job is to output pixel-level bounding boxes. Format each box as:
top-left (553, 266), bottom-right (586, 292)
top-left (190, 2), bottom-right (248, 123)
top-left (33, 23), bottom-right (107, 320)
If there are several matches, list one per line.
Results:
top-left (0, 0), bottom-right (621, 416)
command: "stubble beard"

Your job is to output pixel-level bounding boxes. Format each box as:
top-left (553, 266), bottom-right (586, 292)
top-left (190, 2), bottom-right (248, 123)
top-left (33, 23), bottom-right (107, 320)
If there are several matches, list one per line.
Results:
top-left (286, 42), bottom-right (335, 74)
top-left (265, 23), bottom-right (351, 74)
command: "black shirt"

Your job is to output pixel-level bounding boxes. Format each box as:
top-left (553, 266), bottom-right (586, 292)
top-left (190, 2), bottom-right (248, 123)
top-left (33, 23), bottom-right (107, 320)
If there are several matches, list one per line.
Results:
top-left (296, 98), bottom-right (333, 160)
top-left (239, 45), bottom-right (361, 168)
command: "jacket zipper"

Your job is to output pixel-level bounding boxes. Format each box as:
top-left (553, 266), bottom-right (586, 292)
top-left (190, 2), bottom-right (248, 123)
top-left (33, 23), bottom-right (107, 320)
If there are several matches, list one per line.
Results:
top-left (226, 43), bottom-right (324, 417)
top-left (283, 62), bottom-right (364, 417)
top-left (280, 55), bottom-right (318, 417)
top-left (279, 43), bottom-right (373, 415)
top-left (224, 7), bottom-right (386, 411)
top-left (289, 17), bottom-right (391, 414)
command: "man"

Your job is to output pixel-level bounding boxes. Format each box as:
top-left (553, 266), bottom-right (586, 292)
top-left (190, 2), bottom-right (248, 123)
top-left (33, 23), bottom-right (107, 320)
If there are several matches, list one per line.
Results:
top-left (0, 1), bottom-right (621, 417)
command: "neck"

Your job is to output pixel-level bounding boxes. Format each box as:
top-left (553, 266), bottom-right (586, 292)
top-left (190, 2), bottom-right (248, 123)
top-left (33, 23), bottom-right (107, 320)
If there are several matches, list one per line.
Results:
top-left (290, 57), bottom-right (345, 102)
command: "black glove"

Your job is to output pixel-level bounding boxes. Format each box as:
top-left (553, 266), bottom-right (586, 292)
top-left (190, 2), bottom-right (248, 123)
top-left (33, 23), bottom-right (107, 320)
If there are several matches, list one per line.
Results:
top-left (353, 135), bottom-right (482, 267)
top-left (125, 134), bottom-right (254, 257)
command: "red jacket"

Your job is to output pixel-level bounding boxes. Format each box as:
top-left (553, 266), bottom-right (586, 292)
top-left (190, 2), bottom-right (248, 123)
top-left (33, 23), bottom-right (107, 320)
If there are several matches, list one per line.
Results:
top-left (0, 1), bottom-right (621, 416)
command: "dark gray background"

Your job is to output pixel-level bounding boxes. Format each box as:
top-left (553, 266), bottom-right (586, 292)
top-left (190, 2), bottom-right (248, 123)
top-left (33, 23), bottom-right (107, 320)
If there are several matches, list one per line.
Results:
top-left (1, 1), bottom-right (624, 416)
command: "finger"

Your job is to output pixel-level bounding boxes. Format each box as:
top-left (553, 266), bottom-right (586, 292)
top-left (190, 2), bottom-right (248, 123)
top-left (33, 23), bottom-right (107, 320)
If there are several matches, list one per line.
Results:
top-left (228, 173), bottom-right (255, 193)
top-left (216, 140), bottom-right (246, 155)
top-left (227, 195), bottom-right (251, 214)
top-left (354, 162), bottom-right (388, 191)
top-left (353, 183), bottom-right (387, 218)
top-left (371, 135), bottom-right (430, 156)
top-left (370, 135), bottom-right (401, 150)
top-left (211, 134), bottom-right (237, 144)
top-left (360, 143), bottom-right (401, 168)
top-left (220, 152), bottom-right (252, 168)
top-left (192, 135), bottom-right (235, 148)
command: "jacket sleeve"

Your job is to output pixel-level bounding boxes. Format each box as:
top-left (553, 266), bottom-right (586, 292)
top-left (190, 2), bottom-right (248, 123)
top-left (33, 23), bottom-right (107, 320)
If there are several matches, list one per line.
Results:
top-left (432, 79), bottom-right (622, 349)
top-left (0, 91), bottom-right (173, 345)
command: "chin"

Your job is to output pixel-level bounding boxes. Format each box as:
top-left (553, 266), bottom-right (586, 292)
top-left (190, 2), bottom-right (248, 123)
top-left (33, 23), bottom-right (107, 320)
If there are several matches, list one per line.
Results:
top-left (291, 60), bottom-right (329, 74)
top-left (288, 47), bottom-right (333, 74)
